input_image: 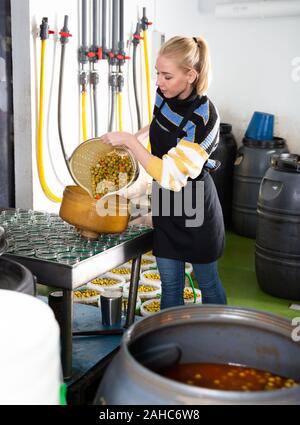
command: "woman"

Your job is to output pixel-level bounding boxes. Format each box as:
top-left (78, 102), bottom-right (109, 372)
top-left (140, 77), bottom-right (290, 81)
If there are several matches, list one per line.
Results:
top-left (101, 36), bottom-right (227, 308)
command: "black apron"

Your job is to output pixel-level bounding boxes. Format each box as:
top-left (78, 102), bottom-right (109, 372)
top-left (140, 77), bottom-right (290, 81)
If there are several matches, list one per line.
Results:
top-left (149, 97), bottom-right (225, 264)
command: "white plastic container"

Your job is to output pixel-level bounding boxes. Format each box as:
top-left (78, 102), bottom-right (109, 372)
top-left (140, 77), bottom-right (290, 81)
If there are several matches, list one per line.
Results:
top-left (183, 287), bottom-right (202, 304)
top-left (73, 285), bottom-right (103, 304)
top-left (185, 262), bottom-right (193, 274)
top-left (137, 281), bottom-right (161, 300)
top-left (140, 269), bottom-right (162, 286)
top-left (140, 298), bottom-right (161, 317)
top-left (141, 254), bottom-right (157, 271)
top-left (0, 290), bottom-right (62, 405)
top-left (87, 273), bottom-right (125, 292)
top-left (107, 264), bottom-right (132, 282)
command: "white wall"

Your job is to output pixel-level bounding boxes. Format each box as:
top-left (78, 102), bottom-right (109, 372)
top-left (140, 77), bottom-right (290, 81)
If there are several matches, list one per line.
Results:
top-left (155, 0), bottom-right (300, 150)
top-left (11, 0), bottom-right (300, 212)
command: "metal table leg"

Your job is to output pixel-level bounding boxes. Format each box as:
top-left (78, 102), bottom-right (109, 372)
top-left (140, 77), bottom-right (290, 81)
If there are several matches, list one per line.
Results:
top-left (125, 255), bottom-right (141, 328)
top-left (62, 289), bottom-right (73, 380)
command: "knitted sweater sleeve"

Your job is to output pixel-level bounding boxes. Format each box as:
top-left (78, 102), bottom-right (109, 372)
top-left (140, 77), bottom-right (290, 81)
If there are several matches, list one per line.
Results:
top-left (146, 100), bottom-right (220, 191)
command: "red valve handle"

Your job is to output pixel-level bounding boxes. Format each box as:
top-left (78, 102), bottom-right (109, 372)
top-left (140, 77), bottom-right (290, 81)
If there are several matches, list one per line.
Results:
top-left (59, 31), bottom-right (72, 38)
top-left (116, 54), bottom-right (130, 60)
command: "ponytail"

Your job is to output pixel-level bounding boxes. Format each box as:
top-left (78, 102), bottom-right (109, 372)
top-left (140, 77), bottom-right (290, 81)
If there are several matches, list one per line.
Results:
top-left (193, 36), bottom-right (211, 95)
top-left (159, 35), bottom-right (212, 95)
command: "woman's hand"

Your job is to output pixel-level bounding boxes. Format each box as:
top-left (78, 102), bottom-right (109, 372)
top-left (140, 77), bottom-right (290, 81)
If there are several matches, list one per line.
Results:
top-left (100, 131), bottom-right (137, 148)
top-left (101, 129), bottom-right (153, 173)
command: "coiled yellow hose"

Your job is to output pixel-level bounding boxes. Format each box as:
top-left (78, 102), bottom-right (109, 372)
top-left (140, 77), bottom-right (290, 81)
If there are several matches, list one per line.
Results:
top-left (37, 40), bottom-right (62, 203)
top-left (143, 30), bottom-right (152, 152)
top-left (117, 92), bottom-right (123, 131)
top-left (81, 90), bottom-right (88, 141)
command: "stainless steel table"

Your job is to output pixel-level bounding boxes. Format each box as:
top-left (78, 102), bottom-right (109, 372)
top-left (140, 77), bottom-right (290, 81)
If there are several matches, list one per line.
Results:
top-left (3, 218), bottom-right (153, 379)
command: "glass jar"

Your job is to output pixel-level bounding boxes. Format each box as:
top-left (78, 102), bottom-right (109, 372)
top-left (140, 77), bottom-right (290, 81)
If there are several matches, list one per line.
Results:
top-left (13, 247), bottom-right (35, 257)
top-left (35, 248), bottom-right (58, 261)
top-left (57, 252), bottom-right (80, 265)
top-left (71, 248), bottom-right (94, 260)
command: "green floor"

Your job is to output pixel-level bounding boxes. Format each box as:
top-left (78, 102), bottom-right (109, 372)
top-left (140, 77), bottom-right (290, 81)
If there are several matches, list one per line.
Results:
top-left (218, 231), bottom-right (297, 320)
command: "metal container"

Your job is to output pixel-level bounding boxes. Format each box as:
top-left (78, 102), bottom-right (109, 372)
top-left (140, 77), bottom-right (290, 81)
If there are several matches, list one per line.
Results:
top-left (59, 186), bottom-right (130, 239)
top-left (95, 305), bottom-right (300, 405)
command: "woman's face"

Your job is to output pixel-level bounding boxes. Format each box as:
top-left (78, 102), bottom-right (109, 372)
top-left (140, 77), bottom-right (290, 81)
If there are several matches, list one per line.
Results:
top-left (155, 55), bottom-right (195, 99)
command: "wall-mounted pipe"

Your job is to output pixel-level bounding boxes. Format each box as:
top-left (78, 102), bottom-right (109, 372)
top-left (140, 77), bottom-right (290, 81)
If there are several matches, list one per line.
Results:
top-left (112, 0), bottom-right (119, 56)
top-left (58, 15), bottom-right (74, 178)
top-left (81, 0), bottom-right (88, 48)
top-left (79, 0), bottom-right (89, 142)
top-left (90, 0), bottom-right (101, 137)
top-left (116, 0), bottom-right (125, 132)
top-left (119, 0), bottom-right (124, 52)
top-left (108, 84), bottom-right (117, 131)
top-left (215, 1), bottom-right (300, 19)
top-left (92, 0), bottom-right (99, 49)
top-left (108, 0), bottom-right (120, 131)
top-left (102, 0), bottom-right (107, 57)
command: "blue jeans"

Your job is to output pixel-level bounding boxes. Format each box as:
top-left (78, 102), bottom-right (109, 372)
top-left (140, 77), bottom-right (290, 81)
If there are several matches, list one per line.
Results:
top-left (156, 257), bottom-right (227, 309)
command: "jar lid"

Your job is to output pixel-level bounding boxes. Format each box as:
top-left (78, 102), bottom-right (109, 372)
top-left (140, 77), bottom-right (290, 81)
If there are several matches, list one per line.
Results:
top-left (243, 136), bottom-right (286, 149)
top-left (271, 153), bottom-right (300, 173)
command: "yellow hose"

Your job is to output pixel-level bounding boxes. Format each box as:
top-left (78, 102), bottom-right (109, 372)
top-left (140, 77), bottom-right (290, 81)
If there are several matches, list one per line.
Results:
top-left (117, 92), bottom-right (123, 131)
top-left (37, 40), bottom-right (62, 203)
top-left (143, 30), bottom-right (152, 151)
top-left (81, 90), bottom-right (88, 142)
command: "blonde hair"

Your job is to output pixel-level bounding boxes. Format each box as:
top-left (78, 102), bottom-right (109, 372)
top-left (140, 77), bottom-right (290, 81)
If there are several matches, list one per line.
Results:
top-left (159, 36), bottom-right (212, 95)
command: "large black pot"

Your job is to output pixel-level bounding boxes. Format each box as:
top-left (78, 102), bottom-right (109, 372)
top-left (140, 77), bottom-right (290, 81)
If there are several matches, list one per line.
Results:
top-left (95, 305), bottom-right (300, 405)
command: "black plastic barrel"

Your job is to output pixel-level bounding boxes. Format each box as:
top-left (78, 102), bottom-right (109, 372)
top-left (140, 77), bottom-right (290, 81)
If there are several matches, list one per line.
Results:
top-left (232, 137), bottom-right (288, 238)
top-left (210, 123), bottom-right (237, 228)
top-left (255, 154), bottom-right (300, 300)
